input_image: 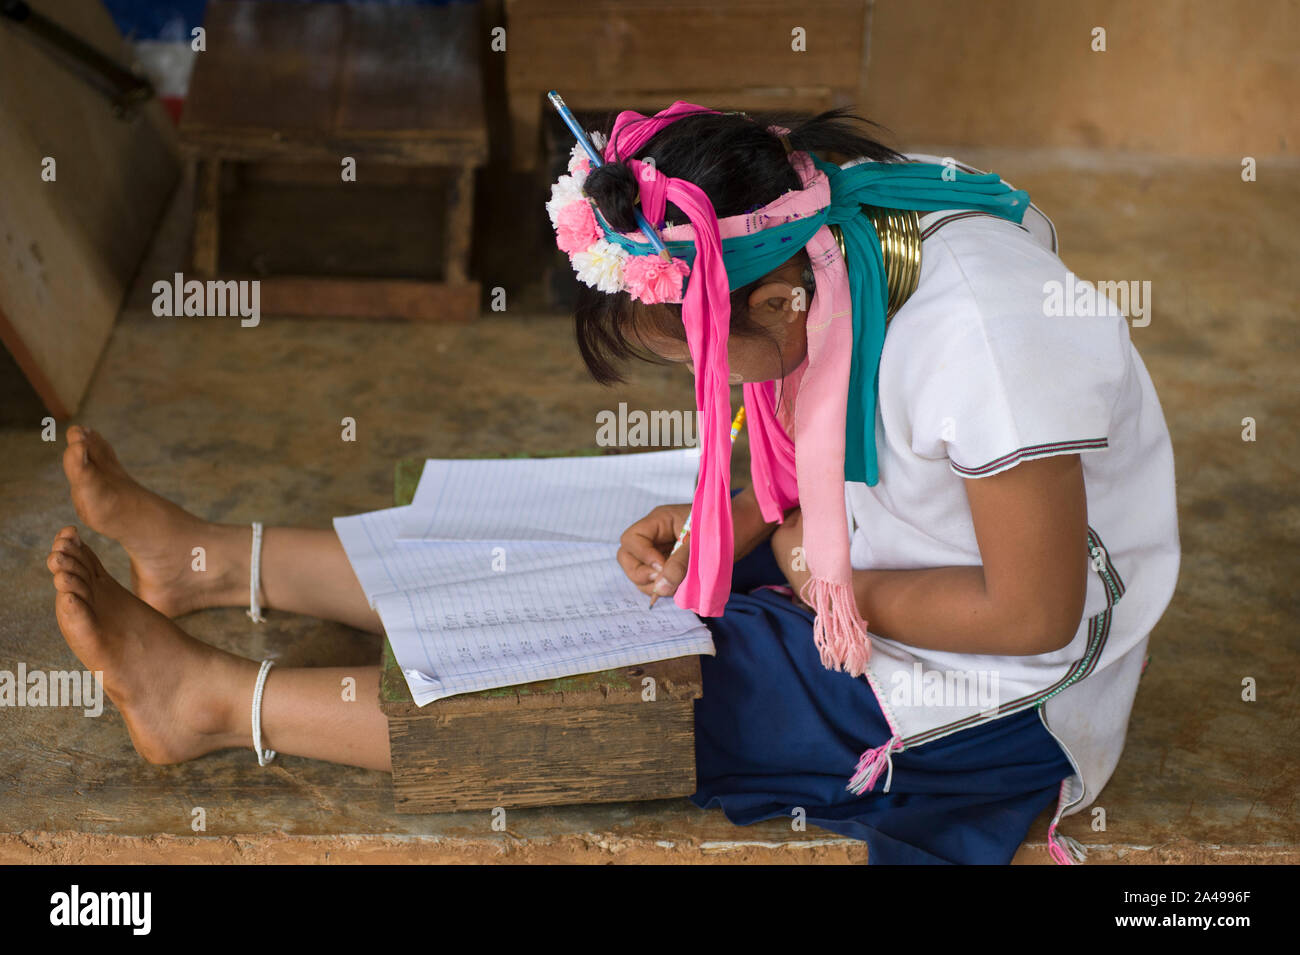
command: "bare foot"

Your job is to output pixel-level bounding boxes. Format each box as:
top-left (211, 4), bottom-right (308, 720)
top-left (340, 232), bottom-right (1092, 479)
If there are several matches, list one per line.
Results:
top-left (61, 426), bottom-right (240, 617)
top-left (46, 527), bottom-right (256, 764)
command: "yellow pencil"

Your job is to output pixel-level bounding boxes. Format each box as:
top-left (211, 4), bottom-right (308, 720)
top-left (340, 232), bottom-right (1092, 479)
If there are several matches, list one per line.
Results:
top-left (649, 406), bottom-right (746, 609)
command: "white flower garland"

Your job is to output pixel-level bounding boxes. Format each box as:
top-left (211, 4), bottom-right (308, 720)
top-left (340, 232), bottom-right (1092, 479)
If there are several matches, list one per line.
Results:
top-left (571, 239), bottom-right (630, 293)
top-left (549, 128), bottom-right (688, 301)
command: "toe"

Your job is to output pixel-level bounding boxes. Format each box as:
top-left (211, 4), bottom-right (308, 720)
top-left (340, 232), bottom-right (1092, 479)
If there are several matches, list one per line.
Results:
top-left (63, 438), bottom-right (92, 475)
top-left (55, 588), bottom-right (96, 628)
top-left (47, 548), bottom-right (89, 580)
top-left (54, 525), bottom-right (81, 544)
top-left (53, 570), bottom-right (92, 602)
top-left (73, 539), bottom-right (109, 578)
top-left (84, 428), bottom-right (121, 466)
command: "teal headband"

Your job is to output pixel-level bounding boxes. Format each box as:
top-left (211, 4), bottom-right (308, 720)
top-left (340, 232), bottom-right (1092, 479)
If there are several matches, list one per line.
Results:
top-left (602, 157), bottom-right (1031, 486)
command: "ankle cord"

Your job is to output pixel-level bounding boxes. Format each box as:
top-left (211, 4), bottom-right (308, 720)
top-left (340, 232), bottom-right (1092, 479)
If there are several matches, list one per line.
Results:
top-left (252, 659), bottom-right (276, 766)
top-left (247, 521), bottom-right (267, 623)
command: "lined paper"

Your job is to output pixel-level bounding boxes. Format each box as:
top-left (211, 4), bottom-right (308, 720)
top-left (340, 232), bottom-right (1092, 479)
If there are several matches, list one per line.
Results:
top-left (334, 450), bottom-right (714, 705)
top-left (396, 448), bottom-right (702, 542)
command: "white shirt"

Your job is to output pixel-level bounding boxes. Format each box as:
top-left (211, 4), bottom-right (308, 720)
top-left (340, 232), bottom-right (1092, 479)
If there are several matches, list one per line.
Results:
top-left (840, 155), bottom-right (1181, 825)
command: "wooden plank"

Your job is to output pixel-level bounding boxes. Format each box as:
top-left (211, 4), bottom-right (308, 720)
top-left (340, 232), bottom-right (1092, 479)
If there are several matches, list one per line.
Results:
top-left (382, 654), bottom-right (703, 717)
top-left (861, 0), bottom-right (1300, 160)
top-left (0, 0), bottom-right (179, 417)
top-left (191, 159), bottom-right (221, 276)
top-left (512, 86), bottom-right (837, 170)
top-left (505, 0), bottom-right (867, 91)
top-left (177, 127), bottom-right (486, 166)
top-left (444, 165), bottom-right (477, 285)
top-left (389, 702), bottom-right (698, 811)
top-left (0, 318), bottom-right (71, 420)
top-left (219, 176), bottom-right (451, 280)
top-left (547, 87), bottom-right (836, 115)
top-left (255, 277), bottom-right (479, 321)
top-left (337, 2), bottom-right (486, 135)
top-left (183, 1), bottom-right (346, 134)
top-left (504, 0), bottom-right (864, 167)
top-left (240, 161), bottom-right (451, 187)
top-left (181, 1), bottom-right (487, 162)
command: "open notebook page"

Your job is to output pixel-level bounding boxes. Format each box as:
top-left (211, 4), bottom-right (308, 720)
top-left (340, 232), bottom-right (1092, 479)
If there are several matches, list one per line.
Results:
top-left (396, 447), bottom-right (701, 542)
top-left (333, 450), bottom-right (714, 705)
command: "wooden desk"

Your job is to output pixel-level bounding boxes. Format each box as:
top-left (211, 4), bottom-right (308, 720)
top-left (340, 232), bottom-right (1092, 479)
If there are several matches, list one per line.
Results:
top-left (179, 1), bottom-right (487, 320)
top-left (383, 456), bottom-right (705, 813)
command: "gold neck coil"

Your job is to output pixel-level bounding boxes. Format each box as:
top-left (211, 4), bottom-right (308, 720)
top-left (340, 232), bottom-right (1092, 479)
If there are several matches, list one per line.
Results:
top-left (827, 206), bottom-right (922, 321)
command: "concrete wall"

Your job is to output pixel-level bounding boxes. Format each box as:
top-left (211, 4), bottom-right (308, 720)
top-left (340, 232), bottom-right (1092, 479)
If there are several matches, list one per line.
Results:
top-left (861, 0), bottom-right (1298, 158)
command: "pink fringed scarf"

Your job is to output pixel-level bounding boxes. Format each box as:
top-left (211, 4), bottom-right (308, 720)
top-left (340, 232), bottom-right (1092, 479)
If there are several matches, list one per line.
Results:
top-left (604, 102), bottom-right (871, 676)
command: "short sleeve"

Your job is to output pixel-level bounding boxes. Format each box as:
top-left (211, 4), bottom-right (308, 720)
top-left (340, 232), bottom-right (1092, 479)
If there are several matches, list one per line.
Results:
top-left (891, 218), bottom-right (1131, 479)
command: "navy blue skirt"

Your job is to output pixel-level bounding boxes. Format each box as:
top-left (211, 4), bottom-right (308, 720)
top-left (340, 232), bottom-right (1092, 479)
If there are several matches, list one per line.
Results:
top-left (689, 544), bottom-right (1075, 865)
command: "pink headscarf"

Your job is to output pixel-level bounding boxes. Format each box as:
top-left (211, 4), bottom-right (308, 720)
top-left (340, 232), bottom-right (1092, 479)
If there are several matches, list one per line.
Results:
top-left (604, 102), bottom-right (870, 676)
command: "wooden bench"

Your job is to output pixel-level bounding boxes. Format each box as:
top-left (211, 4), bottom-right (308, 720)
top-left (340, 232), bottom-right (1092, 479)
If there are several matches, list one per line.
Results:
top-left (179, 0), bottom-right (487, 320)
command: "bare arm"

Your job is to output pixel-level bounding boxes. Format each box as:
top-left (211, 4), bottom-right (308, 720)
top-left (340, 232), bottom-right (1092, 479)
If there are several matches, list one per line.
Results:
top-left (771, 455), bottom-right (1090, 655)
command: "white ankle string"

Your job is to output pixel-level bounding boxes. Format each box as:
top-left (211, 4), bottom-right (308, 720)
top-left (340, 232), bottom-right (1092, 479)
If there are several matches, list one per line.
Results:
top-left (247, 521), bottom-right (267, 623)
top-left (252, 659), bottom-right (276, 766)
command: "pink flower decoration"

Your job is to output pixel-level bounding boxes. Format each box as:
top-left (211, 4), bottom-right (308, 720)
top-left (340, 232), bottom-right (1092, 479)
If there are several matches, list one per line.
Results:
top-left (624, 255), bottom-right (690, 304)
top-left (555, 200), bottom-right (600, 256)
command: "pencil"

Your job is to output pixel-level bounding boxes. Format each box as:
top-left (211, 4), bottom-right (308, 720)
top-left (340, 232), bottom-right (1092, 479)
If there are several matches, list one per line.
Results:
top-left (649, 406), bottom-right (746, 609)
top-left (546, 90), bottom-right (671, 260)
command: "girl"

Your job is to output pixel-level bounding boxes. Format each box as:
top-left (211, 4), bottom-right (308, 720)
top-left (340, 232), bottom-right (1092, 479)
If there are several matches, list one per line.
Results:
top-left (45, 102), bottom-right (1179, 865)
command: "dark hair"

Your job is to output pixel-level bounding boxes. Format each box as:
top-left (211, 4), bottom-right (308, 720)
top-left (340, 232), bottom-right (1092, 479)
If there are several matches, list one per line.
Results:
top-left (573, 106), bottom-right (904, 384)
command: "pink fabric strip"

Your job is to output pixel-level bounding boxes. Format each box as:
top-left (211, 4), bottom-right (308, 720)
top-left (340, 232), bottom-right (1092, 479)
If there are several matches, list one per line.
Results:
top-left (606, 102), bottom-right (720, 163)
top-left (659, 175), bottom-right (735, 615)
top-left (625, 158), bottom-right (668, 228)
top-left (607, 103), bottom-right (739, 617)
top-left (742, 379), bottom-right (797, 524)
top-left (779, 153), bottom-right (869, 675)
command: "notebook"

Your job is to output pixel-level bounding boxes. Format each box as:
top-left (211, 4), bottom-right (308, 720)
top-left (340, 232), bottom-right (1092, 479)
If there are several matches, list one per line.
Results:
top-left (333, 449), bottom-right (716, 705)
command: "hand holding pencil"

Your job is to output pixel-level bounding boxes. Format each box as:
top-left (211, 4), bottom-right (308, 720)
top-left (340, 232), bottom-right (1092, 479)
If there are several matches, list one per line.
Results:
top-left (616, 502), bottom-right (695, 605)
top-left (646, 512), bottom-right (692, 610)
top-left (614, 408), bottom-right (746, 609)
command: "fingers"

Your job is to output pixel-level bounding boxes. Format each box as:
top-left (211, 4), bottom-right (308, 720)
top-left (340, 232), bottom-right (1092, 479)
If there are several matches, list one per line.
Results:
top-left (619, 532), bottom-right (666, 577)
top-left (651, 534), bottom-right (690, 598)
top-left (616, 544), bottom-right (659, 590)
top-left (617, 521), bottom-right (666, 588)
top-left (618, 504), bottom-right (690, 594)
